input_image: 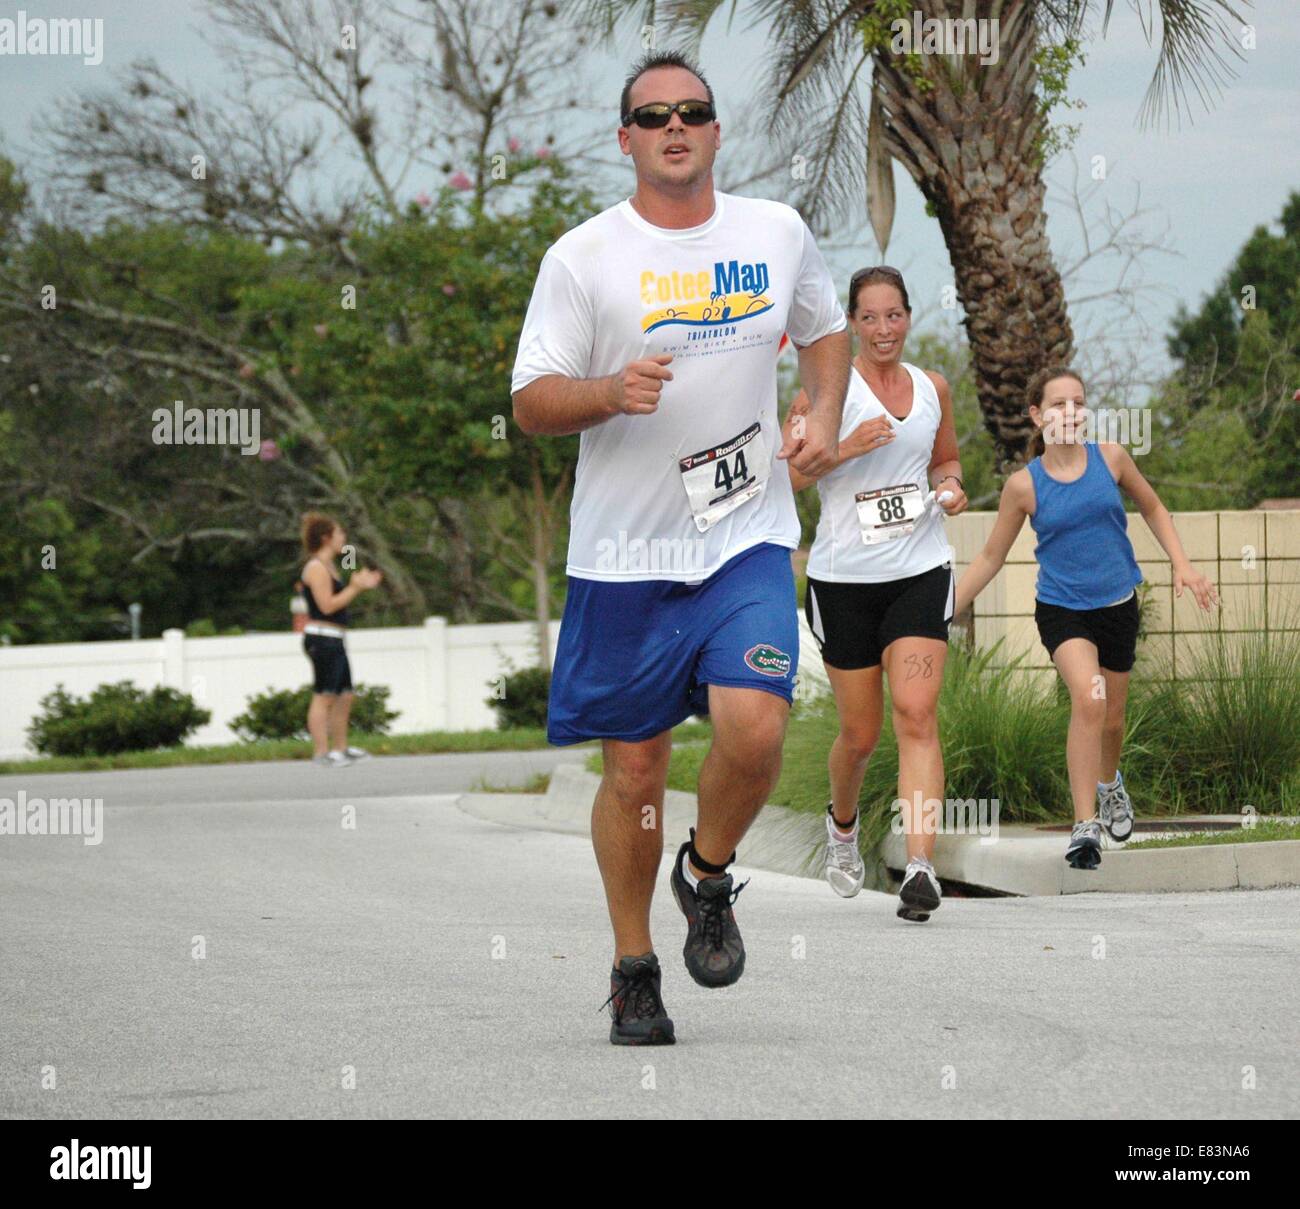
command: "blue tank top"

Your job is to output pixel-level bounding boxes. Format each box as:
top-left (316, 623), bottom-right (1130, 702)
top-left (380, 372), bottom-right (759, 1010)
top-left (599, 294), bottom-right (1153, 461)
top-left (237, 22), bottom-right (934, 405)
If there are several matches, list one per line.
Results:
top-left (1027, 443), bottom-right (1142, 610)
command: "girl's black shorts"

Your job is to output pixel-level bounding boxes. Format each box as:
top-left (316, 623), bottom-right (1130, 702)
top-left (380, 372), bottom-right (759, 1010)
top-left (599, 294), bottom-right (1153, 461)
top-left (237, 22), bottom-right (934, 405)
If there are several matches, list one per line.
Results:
top-left (1034, 594), bottom-right (1139, 672)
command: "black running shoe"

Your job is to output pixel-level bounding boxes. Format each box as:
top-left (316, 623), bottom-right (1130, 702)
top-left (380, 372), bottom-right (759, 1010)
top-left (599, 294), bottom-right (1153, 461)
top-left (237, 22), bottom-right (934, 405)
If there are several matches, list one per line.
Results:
top-left (601, 953), bottom-right (675, 1046)
top-left (670, 838), bottom-right (748, 988)
top-left (1065, 818), bottom-right (1103, 870)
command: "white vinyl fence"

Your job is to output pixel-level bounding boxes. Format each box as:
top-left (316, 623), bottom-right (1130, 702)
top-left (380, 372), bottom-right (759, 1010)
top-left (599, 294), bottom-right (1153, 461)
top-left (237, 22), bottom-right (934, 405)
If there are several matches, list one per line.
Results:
top-left (0, 618), bottom-right (557, 759)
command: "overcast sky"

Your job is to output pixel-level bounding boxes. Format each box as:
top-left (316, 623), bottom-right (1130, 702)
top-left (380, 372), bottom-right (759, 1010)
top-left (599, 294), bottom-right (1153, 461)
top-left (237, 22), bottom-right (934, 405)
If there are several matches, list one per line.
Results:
top-left (2, 0), bottom-right (1296, 397)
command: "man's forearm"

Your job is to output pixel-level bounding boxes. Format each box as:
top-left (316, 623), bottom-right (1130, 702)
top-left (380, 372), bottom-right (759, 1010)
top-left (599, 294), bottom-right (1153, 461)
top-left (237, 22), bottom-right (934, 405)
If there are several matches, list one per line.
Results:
top-left (513, 373), bottom-right (618, 436)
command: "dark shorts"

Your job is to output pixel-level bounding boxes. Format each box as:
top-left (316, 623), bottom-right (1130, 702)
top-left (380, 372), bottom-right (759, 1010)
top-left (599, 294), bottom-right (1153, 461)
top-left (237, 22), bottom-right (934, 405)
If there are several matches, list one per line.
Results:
top-left (1035, 595), bottom-right (1139, 673)
top-left (805, 563), bottom-right (954, 671)
top-left (304, 632), bottom-right (353, 694)
top-left (547, 542), bottom-right (799, 746)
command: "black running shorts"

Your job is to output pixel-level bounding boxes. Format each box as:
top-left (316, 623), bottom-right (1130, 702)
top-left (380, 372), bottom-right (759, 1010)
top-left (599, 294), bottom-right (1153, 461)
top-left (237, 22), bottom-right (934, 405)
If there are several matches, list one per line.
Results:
top-left (304, 632), bottom-right (353, 694)
top-left (1034, 595), bottom-right (1139, 673)
top-left (805, 563), bottom-right (954, 671)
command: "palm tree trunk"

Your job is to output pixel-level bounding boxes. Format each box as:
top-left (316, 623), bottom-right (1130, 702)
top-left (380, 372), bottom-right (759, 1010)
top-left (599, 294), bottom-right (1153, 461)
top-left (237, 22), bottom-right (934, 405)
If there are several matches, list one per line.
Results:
top-left (872, 0), bottom-right (1074, 471)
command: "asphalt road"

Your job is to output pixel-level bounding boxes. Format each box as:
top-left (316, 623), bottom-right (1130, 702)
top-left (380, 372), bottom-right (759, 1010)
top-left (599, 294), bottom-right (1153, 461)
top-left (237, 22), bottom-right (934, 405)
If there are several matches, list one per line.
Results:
top-left (2, 757), bottom-right (1297, 1119)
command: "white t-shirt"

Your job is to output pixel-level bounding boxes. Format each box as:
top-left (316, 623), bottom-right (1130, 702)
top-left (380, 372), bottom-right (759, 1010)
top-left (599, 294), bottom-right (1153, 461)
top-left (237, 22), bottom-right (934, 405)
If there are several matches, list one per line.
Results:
top-left (806, 362), bottom-right (954, 583)
top-left (511, 191), bottom-right (845, 582)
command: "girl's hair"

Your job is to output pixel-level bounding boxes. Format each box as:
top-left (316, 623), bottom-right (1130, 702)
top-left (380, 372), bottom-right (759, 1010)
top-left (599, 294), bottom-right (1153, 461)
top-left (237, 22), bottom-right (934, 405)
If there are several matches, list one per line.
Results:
top-left (301, 512), bottom-right (339, 557)
top-left (1024, 366), bottom-right (1085, 459)
top-left (848, 265), bottom-right (911, 317)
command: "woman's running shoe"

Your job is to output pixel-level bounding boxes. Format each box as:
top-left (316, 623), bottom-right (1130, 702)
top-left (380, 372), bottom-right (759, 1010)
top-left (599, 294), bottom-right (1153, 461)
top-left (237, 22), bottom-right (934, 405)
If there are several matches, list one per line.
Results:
top-left (897, 855), bottom-right (941, 922)
top-left (312, 751), bottom-right (353, 768)
top-left (602, 954), bottom-right (675, 1046)
top-left (1065, 817), bottom-right (1103, 869)
top-left (824, 806), bottom-right (866, 898)
top-left (1097, 772), bottom-right (1134, 842)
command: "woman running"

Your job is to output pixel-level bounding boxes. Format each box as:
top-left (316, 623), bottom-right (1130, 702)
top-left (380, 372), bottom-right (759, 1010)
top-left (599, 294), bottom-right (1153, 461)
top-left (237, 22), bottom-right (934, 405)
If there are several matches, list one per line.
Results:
top-left (785, 266), bottom-right (967, 921)
top-left (300, 512), bottom-right (383, 767)
top-left (954, 367), bottom-right (1218, 867)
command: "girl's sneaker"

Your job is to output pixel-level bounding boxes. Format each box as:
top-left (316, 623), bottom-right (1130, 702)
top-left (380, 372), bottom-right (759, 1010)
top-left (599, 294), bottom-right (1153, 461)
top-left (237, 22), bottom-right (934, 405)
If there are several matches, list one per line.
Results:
top-left (1097, 772), bottom-right (1134, 842)
top-left (824, 806), bottom-right (866, 898)
top-left (897, 855), bottom-right (941, 922)
top-left (1065, 818), bottom-right (1103, 869)
top-left (343, 746), bottom-right (371, 762)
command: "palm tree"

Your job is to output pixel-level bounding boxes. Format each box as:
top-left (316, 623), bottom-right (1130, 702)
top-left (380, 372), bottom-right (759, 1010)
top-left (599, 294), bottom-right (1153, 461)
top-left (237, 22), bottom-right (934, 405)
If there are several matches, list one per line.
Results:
top-left (582, 0), bottom-right (1248, 470)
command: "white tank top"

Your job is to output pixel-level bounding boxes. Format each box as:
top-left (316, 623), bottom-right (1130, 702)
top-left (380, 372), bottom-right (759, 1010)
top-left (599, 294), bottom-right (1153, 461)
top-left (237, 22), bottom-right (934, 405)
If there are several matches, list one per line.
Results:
top-left (805, 362), bottom-right (954, 583)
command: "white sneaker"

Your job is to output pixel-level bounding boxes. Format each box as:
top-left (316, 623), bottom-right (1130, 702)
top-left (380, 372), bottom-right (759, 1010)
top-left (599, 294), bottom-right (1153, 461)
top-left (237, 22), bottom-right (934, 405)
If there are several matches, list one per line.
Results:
top-left (897, 855), bottom-right (941, 922)
top-left (1097, 772), bottom-right (1134, 842)
top-left (343, 746), bottom-right (371, 762)
top-left (313, 751), bottom-right (353, 768)
top-left (823, 807), bottom-right (865, 898)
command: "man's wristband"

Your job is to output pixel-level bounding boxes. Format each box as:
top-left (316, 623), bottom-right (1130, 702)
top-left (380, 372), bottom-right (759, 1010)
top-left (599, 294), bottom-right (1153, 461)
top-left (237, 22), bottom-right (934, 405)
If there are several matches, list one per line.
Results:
top-left (936, 474), bottom-right (963, 491)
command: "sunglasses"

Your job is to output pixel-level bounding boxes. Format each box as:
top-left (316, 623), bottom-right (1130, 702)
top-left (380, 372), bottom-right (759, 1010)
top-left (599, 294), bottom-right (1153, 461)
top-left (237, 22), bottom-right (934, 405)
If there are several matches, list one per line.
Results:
top-left (621, 99), bottom-right (716, 129)
top-left (849, 265), bottom-right (904, 289)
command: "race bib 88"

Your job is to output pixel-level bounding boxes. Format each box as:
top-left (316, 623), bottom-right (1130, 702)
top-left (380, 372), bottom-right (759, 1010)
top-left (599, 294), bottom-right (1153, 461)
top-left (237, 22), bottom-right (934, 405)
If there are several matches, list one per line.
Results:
top-left (855, 482), bottom-right (924, 545)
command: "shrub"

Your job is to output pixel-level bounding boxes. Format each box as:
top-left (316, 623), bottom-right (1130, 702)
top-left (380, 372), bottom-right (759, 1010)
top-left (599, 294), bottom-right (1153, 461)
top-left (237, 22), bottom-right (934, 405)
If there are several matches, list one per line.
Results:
top-left (1124, 615), bottom-right (1300, 815)
top-left (184, 619), bottom-right (244, 637)
top-left (487, 666), bottom-right (550, 730)
top-left (229, 684), bottom-right (399, 741)
top-left (27, 681), bottom-right (211, 756)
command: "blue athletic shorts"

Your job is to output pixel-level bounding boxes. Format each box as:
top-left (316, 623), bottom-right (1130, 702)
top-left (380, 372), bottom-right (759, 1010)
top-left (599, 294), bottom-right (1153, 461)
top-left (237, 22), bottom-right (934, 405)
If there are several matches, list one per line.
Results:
top-left (547, 541), bottom-right (799, 746)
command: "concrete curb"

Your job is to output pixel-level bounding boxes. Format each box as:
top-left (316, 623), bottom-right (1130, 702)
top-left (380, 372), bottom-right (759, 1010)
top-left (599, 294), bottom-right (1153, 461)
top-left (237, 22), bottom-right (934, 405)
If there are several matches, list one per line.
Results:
top-left (459, 764), bottom-right (1300, 897)
top-left (881, 827), bottom-right (1300, 895)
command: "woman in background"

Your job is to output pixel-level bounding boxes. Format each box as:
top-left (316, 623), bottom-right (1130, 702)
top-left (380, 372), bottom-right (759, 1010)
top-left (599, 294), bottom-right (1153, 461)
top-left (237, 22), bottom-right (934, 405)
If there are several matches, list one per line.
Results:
top-left (300, 512), bottom-right (383, 767)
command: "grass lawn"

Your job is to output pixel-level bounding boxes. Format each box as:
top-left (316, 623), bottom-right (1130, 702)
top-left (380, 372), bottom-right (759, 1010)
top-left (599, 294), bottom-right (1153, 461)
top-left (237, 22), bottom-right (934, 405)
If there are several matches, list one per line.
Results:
top-left (1126, 818), bottom-right (1300, 849)
top-left (2, 720), bottom-right (715, 777)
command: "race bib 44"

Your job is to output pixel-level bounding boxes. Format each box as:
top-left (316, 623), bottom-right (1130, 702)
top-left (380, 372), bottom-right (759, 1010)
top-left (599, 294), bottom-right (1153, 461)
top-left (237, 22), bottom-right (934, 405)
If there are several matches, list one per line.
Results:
top-left (678, 423), bottom-right (770, 533)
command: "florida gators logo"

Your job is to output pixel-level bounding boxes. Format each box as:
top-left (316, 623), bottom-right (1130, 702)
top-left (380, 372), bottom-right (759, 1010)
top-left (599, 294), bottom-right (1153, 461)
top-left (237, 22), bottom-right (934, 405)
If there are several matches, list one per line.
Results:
top-left (744, 643), bottom-right (791, 678)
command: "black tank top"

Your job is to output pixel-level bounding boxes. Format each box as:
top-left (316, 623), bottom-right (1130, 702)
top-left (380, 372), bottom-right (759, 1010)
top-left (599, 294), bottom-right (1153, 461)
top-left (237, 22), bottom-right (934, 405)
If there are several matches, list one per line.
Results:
top-left (302, 559), bottom-right (351, 626)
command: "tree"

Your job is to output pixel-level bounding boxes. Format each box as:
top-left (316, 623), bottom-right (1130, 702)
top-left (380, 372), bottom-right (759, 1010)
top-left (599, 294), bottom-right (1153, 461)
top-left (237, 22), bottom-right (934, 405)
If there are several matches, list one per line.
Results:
top-left (1158, 190), bottom-right (1300, 504)
top-left (6, 0), bottom-right (604, 643)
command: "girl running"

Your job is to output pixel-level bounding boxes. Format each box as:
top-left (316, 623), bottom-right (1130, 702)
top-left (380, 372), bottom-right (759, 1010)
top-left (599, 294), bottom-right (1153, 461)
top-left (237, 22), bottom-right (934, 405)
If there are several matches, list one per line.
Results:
top-left (300, 512), bottom-right (383, 767)
top-left (784, 266), bottom-right (966, 921)
top-left (954, 367), bottom-right (1218, 867)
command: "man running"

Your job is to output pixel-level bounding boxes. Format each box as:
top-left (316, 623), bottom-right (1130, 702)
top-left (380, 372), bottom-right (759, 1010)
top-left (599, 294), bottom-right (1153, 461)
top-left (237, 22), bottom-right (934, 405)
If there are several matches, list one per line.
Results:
top-left (512, 51), bottom-right (849, 1045)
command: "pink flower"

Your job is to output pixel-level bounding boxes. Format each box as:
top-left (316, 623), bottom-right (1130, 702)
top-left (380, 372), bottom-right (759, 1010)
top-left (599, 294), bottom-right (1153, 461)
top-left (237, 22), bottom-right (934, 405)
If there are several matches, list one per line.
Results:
top-left (414, 190), bottom-right (432, 208)
top-left (442, 283), bottom-right (456, 296)
top-left (508, 137), bottom-right (521, 153)
top-left (535, 146), bottom-right (551, 160)
top-left (258, 439), bottom-right (281, 462)
top-left (1293, 388), bottom-right (1300, 402)
top-left (238, 363), bottom-right (255, 380)
top-left (448, 170), bottom-right (472, 190)
top-left (313, 323), bottom-right (328, 338)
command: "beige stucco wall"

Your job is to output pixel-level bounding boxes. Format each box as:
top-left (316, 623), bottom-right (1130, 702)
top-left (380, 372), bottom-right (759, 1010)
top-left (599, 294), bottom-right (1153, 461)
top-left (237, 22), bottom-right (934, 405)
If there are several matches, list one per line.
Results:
top-left (948, 510), bottom-right (1300, 684)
